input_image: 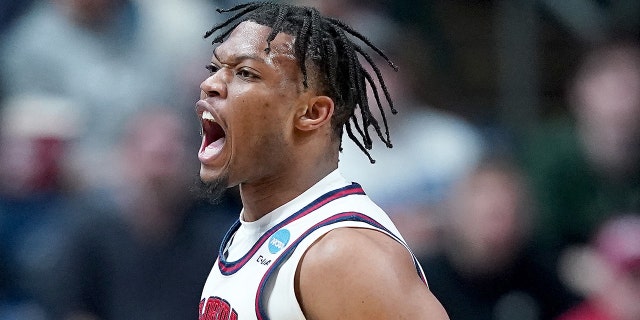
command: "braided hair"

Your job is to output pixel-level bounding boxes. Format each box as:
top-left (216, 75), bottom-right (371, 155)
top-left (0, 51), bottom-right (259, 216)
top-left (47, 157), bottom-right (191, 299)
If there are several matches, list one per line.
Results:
top-left (204, 1), bottom-right (397, 163)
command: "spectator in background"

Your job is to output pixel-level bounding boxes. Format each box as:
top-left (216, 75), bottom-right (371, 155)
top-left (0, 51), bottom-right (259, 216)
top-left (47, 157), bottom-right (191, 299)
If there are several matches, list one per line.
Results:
top-left (523, 39), bottom-right (640, 255)
top-left (0, 95), bottom-right (83, 320)
top-left (0, 0), bottom-right (219, 190)
top-left (53, 107), bottom-right (240, 320)
top-left (557, 215), bottom-right (640, 320)
top-left (421, 158), bottom-right (578, 320)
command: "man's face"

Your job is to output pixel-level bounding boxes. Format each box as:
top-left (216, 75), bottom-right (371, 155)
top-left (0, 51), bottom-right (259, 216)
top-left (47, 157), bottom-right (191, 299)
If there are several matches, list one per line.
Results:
top-left (196, 21), bottom-right (307, 190)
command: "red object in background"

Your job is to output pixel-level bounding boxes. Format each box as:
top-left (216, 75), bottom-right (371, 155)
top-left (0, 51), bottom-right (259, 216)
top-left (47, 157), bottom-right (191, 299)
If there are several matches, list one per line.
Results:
top-left (31, 137), bottom-right (66, 191)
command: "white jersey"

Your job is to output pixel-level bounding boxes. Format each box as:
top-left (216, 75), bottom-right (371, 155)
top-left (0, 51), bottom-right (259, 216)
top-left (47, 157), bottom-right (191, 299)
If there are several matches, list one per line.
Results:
top-left (199, 170), bottom-right (426, 320)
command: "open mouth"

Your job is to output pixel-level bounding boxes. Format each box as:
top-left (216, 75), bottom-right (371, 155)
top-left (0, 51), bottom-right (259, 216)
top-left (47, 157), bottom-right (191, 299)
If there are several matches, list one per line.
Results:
top-left (199, 110), bottom-right (226, 160)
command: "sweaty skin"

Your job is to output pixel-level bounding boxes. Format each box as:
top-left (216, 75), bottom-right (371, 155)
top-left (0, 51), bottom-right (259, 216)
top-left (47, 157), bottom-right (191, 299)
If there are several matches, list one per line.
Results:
top-left (197, 20), bottom-right (449, 319)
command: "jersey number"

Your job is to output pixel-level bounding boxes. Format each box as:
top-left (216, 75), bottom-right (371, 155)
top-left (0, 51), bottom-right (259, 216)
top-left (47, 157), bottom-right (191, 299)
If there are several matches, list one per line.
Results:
top-left (199, 296), bottom-right (238, 320)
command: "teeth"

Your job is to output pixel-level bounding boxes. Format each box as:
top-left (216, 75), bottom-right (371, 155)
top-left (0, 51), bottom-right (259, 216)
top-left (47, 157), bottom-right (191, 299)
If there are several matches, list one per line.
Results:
top-left (202, 111), bottom-right (215, 121)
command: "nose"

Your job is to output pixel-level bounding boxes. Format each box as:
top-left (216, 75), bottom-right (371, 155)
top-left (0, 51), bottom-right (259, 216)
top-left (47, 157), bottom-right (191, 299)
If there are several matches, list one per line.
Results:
top-left (200, 72), bottom-right (227, 99)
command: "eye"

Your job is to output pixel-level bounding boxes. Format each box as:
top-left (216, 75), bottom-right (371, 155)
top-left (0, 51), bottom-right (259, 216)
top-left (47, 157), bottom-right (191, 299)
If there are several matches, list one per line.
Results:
top-left (237, 68), bottom-right (259, 80)
top-left (205, 64), bottom-right (219, 74)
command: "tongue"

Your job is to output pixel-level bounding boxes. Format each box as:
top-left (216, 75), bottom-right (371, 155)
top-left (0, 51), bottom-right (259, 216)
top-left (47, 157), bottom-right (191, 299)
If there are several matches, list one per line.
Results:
top-left (202, 137), bottom-right (225, 158)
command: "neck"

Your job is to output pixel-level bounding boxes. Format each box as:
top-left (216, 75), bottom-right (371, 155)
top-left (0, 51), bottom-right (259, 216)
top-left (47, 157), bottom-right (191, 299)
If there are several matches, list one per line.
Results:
top-left (239, 162), bottom-right (337, 222)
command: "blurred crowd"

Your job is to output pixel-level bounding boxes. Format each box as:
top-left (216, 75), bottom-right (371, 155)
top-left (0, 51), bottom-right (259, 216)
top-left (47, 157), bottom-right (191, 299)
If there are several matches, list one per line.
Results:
top-left (1, 0), bottom-right (639, 320)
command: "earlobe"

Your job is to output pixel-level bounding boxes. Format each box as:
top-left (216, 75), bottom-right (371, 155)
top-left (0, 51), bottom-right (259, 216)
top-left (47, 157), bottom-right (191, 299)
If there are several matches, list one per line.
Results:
top-left (296, 96), bottom-right (334, 131)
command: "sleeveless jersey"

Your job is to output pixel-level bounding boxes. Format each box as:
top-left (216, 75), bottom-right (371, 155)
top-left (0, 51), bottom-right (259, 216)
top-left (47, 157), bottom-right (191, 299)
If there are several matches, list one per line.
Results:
top-left (199, 170), bottom-right (427, 320)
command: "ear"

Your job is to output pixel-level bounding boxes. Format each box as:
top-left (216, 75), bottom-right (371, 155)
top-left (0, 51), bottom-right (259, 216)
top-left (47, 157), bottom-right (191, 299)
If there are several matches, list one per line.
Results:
top-left (294, 96), bottom-right (334, 132)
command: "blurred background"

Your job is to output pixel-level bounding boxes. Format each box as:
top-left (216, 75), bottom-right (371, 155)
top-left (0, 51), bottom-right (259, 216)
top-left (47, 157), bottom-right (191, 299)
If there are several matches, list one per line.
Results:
top-left (1, 0), bottom-right (639, 319)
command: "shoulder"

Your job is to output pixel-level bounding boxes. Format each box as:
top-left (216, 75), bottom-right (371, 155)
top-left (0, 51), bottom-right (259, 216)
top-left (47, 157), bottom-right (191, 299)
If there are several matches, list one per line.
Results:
top-left (295, 227), bottom-right (449, 319)
top-left (302, 227), bottom-right (405, 269)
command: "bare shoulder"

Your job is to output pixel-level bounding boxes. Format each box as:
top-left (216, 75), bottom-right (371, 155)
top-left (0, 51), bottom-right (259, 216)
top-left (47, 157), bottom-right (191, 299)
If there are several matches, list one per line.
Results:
top-left (295, 227), bottom-right (449, 320)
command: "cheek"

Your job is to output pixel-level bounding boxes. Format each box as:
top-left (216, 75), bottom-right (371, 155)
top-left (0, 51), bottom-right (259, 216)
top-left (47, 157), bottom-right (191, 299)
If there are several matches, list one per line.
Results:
top-left (227, 102), bottom-right (272, 148)
top-left (242, 106), bottom-right (292, 155)
top-left (227, 85), bottom-right (297, 143)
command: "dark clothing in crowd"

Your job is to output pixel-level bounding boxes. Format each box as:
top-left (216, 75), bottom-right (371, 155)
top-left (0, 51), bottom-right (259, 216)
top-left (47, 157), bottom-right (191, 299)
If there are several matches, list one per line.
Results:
top-left (422, 246), bottom-right (579, 320)
top-left (52, 194), bottom-right (240, 320)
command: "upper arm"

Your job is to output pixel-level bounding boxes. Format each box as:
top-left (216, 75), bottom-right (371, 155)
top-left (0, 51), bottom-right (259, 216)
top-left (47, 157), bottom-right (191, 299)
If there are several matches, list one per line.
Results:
top-left (295, 227), bottom-right (449, 320)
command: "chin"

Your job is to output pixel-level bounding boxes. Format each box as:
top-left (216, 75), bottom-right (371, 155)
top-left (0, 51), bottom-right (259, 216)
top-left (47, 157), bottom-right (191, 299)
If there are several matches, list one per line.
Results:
top-left (196, 177), bottom-right (228, 204)
top-left (199, 164), bottom-right (225, 182)
top-left (195, 170), bottom-right (230, 204)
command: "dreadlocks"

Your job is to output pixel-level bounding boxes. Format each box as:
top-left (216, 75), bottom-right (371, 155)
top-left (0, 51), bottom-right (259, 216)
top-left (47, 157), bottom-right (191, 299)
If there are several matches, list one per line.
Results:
top-left (204, 1), bottom-right (397, 163)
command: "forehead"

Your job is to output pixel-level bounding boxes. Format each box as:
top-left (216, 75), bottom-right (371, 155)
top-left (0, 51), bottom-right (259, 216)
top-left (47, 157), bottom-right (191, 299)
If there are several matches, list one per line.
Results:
top-left (215, 20), bottom-right (296, 63)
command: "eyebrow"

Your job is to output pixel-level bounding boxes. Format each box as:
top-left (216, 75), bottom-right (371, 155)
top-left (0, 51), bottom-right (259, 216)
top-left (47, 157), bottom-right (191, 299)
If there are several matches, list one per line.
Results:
top-left (213, 48), bottom-right (264, 65)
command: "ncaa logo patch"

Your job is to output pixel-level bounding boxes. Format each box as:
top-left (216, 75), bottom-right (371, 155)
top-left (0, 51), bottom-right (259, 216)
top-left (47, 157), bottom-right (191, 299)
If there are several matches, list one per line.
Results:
top-left (268, 229), bottom-right (290, 254)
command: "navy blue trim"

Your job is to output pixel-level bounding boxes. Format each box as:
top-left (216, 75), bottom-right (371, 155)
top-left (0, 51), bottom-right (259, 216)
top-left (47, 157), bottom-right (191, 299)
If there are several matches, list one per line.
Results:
top-left (217, 183), bottom-right (365, 275)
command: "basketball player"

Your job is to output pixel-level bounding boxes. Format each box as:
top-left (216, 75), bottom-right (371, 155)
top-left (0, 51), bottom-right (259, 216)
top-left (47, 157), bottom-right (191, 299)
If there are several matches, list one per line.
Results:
top-left (196, 2), bottom-right (449, 319)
